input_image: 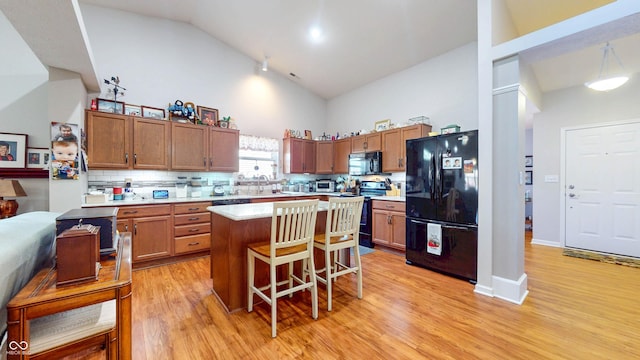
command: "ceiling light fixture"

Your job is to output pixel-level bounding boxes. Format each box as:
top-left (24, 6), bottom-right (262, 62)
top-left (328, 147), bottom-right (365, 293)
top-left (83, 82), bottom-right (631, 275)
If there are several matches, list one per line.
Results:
top-left (585, 42), bottom-right (629, 92)
top-left (309, 26), bottom-right (323, 43)
top-left (261, 56), bottom-right (269, 72)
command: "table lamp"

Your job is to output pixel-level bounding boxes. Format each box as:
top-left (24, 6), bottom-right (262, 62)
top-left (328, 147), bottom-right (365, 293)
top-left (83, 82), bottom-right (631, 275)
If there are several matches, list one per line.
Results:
top-left (0, 179), bottom-right (27, 218)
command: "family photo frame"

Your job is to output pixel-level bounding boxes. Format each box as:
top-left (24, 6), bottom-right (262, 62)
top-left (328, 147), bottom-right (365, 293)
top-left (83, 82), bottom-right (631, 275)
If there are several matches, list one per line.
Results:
top-left (27, 148), bottom-right (50, 169)
top-left (0, 132), bottom-right (27, 169)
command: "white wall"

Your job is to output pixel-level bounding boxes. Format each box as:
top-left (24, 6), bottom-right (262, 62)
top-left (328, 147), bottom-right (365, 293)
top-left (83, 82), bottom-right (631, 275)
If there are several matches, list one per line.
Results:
top-left (532, 76), bottom-right (640, 246)
top-left (326, 42), bottom-right (479, 135)
top-left (47, 67), bottom-right (88, 213)
top-left (79, 4), bottom-right (326, 141)
top-left (0, 10), bottom-right (50, 214)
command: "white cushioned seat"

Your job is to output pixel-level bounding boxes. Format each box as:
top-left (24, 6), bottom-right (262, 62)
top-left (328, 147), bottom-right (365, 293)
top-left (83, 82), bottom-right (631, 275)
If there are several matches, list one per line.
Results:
top-left (29, 300), bottom-right (116, 354)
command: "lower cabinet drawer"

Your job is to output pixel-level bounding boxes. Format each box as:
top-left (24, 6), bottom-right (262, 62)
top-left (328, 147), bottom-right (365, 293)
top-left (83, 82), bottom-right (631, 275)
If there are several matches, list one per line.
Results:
top-left (175, 233), bottom-right (211, 254)
top-left (174, 222), bottom-right (211, 237)
top-left (174, 212), bottom-right (211, 226)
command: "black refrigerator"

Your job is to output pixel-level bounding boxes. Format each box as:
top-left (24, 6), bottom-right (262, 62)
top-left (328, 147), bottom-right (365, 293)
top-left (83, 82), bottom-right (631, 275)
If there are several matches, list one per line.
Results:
top-left (405, 130), bottom-right (478, 282)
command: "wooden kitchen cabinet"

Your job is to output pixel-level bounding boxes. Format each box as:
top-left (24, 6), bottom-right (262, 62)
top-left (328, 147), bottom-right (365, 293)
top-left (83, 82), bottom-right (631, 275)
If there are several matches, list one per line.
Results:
top-left (86, 111), bottom-right (170, 170)
top-left (382, 124), bottom-right (431, 172)
top-left (315, 141), bottom-right (334, 174)
top-left (171, 122), bottom-right (209, 171)
top-left (283, 137), bottom-right (316, 173)
top-left (333, 138), bottom-right (351, 174)
top-left (116, 204), bottom-right (172, 264)
top-left (351, 132), bottom-right (381, 153)
top-left (86, 111), bottom-right (131, 169)
top-left (209, 127), bottom-right (239, 172)
top-left (132, 118), bottom-right (171, 169)
top-left (372, 200), bottom-right (406, 251)
top-left (173, 202), bottom-right (211, 255)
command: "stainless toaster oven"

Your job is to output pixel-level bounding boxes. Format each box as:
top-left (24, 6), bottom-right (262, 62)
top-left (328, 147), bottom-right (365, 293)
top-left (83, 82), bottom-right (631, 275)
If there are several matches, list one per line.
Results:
top-left (315, 180), bottom-right (335, 193)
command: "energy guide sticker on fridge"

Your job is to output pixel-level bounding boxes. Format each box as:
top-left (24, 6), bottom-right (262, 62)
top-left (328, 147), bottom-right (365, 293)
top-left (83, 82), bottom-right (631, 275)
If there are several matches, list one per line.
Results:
top-left (427, 223), bottom-right (442, 256)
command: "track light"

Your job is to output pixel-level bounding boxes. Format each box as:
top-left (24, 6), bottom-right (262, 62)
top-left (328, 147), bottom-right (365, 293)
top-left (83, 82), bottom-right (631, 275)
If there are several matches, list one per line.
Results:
top-left (261, 56), bottom-right (269, 72)
top-left (585, 42), bottom-right (629, 92)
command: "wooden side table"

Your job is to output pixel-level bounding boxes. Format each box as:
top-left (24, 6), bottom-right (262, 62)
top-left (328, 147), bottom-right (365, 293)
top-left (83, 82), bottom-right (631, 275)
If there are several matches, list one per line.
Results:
top-left (6, 233), bottom-right (132, 359)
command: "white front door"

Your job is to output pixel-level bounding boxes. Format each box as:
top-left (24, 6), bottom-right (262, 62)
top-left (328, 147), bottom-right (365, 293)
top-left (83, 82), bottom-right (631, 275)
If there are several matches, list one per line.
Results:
top-left (565, 120), bottom-right (640, 257)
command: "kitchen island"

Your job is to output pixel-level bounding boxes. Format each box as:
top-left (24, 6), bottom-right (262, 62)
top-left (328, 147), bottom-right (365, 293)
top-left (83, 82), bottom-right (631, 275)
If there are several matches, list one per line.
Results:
top-left (208, 201), bottom-right (330, 313)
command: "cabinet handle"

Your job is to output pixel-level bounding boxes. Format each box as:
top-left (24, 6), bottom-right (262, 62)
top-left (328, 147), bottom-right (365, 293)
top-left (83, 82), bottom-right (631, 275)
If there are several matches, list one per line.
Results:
top-left (134, 223), bottom-right (137, 235)
top-left (123, 210), bottom-right (138, 215)
top-left (134, 153), bottom-right (137, 165)
top-left (188, 229), bottom-right (199, 233)
top-left (209, 158), bottom-right (213, 167)
top-left (188, 207), bottom-right (200, 211)
top-left (188, 242), bottom-right (200, 246)
top-left (364, 141), bottom-right (368, 149)
top-left (125, 153), bottom-right (129, 164)
top-left (124, 224), bottom-right (129, 231)
top-left (385, 205), bottom-right (395, 209)
top-left (188, 217), bottom-right (200, 221)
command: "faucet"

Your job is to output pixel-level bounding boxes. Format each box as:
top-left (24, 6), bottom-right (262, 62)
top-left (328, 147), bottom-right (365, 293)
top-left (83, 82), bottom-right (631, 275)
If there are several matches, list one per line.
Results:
top-left (257, 175), bottom-right (269, 194)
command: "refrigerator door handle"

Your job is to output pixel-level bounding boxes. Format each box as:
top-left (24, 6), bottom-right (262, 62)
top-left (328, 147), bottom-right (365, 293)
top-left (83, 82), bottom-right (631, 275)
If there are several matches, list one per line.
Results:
top-left (442, 224), bottom-right (472, 231)
top-left (410, 219), bottom-right (428, 226)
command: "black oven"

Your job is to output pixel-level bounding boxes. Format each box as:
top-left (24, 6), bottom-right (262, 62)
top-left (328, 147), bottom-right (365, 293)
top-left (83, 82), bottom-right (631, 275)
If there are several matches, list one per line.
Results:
top-left (357, 181), bottom-right (388, 248)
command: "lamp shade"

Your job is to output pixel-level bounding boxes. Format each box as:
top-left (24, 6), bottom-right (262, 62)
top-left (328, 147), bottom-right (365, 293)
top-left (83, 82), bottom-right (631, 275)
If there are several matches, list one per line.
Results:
top-left (0, 179), bottom-right (27, 198)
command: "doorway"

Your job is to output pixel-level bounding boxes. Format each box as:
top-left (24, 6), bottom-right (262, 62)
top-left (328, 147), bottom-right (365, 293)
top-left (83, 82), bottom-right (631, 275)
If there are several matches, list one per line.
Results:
top-left (562, 119), bottom-right (640, 257)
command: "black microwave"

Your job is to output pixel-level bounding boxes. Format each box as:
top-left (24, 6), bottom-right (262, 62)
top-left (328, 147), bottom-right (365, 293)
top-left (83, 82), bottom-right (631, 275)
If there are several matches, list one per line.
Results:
top-left (348, 151), bottom-right (383, 176)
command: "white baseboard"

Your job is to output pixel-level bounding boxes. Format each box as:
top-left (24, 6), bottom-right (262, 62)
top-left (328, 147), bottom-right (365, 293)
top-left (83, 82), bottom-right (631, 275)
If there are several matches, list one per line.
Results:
top-left (531, 238), bottom-right (562, 247)
top-left (492, 273), bottom-right (529, 305)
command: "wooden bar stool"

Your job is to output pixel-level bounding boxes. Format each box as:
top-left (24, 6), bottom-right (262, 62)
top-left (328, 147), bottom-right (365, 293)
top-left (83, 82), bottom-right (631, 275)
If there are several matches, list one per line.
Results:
top-left (312, 196), bottom-right (364, 311)
top-left (247, 199), bottom-right (319, 337)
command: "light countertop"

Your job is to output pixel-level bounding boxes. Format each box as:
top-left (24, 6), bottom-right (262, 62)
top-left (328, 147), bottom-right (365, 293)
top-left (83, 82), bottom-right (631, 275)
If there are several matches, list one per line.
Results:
top-left (82, 192), bottom-right (404, 208)
top-left (207, 200), bottom-right (330, 221)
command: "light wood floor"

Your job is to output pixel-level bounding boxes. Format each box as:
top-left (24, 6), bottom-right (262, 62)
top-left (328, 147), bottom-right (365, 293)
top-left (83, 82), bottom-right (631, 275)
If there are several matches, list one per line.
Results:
top-left (69, 231), bottom-right (640, 359)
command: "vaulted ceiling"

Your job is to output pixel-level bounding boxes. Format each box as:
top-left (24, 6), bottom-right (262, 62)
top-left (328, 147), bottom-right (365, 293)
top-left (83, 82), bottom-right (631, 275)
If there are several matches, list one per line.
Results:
top-left (1, 0), bottom-right (638, 99)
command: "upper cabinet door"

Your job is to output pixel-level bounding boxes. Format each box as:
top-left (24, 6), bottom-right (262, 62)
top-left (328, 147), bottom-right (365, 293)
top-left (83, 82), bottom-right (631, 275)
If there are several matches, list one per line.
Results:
top-left (332, 138), bottom-right (351, 174)
top-left (315, 141), bottom-right (334, 174)
top-left (86, 111), bottom-right (132, 169)
top-left (171, 122), bottom-right (208, 171)
top-left (209, 127), bottom-right (239, 172)
top-left (352, 133), bottom-right (381, 153)
top-left (133, 118), bottom-right (170, 170)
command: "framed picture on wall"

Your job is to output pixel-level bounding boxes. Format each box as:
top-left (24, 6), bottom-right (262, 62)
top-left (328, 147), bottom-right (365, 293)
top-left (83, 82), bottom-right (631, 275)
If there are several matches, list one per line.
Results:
top-left (0, 132), bottom-right (27, 169)
top-left (525, 171), bottom-right (533, 185)
top-left (27, 148), bottom-right (50, 169)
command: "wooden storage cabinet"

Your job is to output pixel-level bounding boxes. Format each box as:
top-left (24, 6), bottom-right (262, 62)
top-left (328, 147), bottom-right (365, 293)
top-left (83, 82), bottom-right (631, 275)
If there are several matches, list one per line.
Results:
top-left (116, 204), bottom-right (172, 263)
top-left (382, 124), bottom-right (431, 172)
top-left (86, 111), bottom-right (131, 169)
top-left (209, 127), bottom-right (239, 172)
top-left (86, 111), bottom-right (170, 170)
top-left (171, 122), bottom-right (239, 172)
top-left (333, 138), bottom-right (351, 174)
top-left (351, 133), bottom-right (381, 153)
top-left (315, 141), bottom-right (334, 174)
top-left (283, 137), bottom-right (316, 173)
top-left (171, 122), bottom-right (209, 171)
top-left (173, 202), bottom-right (211, 255)
top-left (372, 200), bottom-right (406, 251)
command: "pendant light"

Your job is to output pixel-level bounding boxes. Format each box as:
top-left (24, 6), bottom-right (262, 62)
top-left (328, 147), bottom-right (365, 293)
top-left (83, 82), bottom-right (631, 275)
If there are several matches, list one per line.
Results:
top-left (261, 56), bottom-right (269, 72)
top-left (585, 42), bottom-right (629, 92)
